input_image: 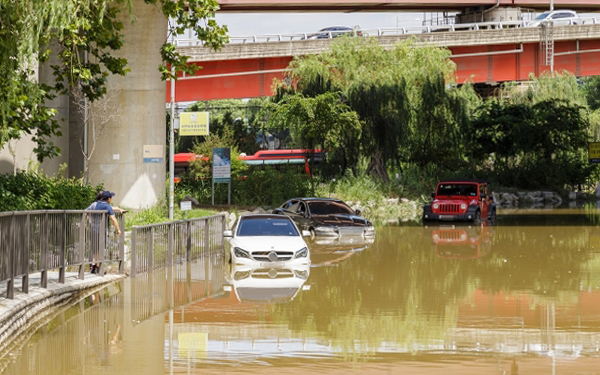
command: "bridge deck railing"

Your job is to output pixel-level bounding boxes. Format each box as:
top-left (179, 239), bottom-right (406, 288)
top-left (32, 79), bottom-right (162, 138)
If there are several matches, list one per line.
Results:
top-left (175, 17), bottom-right (598, 46)
top-left (0, 210), bottom-right (125, 299)
top-left (130, 213), bottom-right (226, 277)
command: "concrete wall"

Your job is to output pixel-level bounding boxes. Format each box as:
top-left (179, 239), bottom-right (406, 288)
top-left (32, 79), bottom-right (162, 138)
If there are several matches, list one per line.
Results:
top-left (87, 0), bottom-right (167, 208)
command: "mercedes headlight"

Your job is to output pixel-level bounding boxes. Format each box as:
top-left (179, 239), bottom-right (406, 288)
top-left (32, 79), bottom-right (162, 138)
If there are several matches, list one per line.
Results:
top-left (234, 271), bottom-right (250, 280)
top-left (295, 247), bottom-right (308, 259)
top-left (234, 247), bottom-right (250, 259)
top-left (294, 269), bottom-right (309, 280)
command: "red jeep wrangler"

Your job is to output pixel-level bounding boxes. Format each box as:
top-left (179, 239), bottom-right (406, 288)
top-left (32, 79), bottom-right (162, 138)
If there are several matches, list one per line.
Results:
top-left (422, 180), bottom-right (496, 224)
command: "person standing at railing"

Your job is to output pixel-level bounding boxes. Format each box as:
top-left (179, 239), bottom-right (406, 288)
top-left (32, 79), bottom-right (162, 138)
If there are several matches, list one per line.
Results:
top-left (88, 191), bottom-right (122, 274)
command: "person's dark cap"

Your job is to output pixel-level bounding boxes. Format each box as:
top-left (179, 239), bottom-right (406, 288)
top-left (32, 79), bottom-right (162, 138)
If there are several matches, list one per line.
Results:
top-left (101, 191), bottom-right (115, 199)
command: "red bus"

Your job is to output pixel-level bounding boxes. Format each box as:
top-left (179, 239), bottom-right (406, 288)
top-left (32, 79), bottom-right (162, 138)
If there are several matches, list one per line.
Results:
top-left (173, 149), bottom-right (323, 182)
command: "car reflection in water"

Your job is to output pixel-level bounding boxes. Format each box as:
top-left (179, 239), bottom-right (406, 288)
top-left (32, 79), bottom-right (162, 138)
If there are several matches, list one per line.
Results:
top-left (225, 263), bottom-right (311, 303)
top-left (307, 235), bottom-right (375, 267)
top-left (426, 224), bottom-right (494, 259)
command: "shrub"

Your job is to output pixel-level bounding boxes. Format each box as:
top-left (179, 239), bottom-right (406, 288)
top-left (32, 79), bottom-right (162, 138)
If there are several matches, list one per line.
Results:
top-left (0, 172), bottom-right (102, 212)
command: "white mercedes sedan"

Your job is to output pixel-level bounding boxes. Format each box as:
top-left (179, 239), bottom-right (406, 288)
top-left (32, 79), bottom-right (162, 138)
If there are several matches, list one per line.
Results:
top-left (224, 214), bottom-right (311, 267)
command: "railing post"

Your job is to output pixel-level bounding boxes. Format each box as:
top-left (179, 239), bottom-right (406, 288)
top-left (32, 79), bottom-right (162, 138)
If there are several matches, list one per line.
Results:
top-left (98, 212), bottom-right (106, 277)
top-left (168, 223), bottom-right (174, 267)
top-left (119, 214), bottom-right (125, 274)
top-left (131, 228), bottom-right (137, 277)
top-left (78, 213), bottom-right (85, 280)
top-left (41, 212), bottom-right (48, 289)
top-left (148, 227), bottom-right (154, 270)
top-left (58, 212), bottom-right (66, 284)
top-left (186, 221), bottom-right (192, 262)
top-left (7, 214), bottom-right (15, 299)
top-left (204, 219), bottom-right (209, 256)
top-left (22, 213), bottom-right (30, 294)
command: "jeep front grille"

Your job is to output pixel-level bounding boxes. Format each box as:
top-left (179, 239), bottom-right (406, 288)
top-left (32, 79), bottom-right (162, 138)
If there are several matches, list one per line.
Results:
top-left (438, 231), bottom-right (462, 240)
top-left (439, 204), bottom-right (461, 213)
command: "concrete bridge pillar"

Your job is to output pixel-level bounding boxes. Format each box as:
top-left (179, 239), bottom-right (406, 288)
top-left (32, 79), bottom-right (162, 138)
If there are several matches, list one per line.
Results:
top-left (87, 0), bottom-right (168, 208)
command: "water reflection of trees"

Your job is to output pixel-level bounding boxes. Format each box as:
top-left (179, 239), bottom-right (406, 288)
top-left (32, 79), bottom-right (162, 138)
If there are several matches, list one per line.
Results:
top-left (271, 225), bottom-right (600, 357)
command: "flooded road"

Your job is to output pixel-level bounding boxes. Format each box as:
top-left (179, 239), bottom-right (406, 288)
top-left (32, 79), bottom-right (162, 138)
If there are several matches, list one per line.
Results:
top-left (2, 210), bottom-right (600, 374)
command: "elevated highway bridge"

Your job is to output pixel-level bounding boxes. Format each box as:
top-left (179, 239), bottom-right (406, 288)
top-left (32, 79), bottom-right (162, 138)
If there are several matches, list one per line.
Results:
top-left (216, 0), bottom-right (600, 12)
top-left (171, 22), bottom-right (600, 101)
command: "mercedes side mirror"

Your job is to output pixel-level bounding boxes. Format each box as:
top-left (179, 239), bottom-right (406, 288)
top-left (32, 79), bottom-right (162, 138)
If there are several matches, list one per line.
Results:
top-left (355, 209), bottom-right (361, 216)
top-left (223, 230), bottom-right (233, 238)
top-left (302, 230), bottom-right (311, 237)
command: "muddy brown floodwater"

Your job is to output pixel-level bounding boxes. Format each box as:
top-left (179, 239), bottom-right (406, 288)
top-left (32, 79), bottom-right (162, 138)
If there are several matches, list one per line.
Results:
top-left (2, 208), bottom-right (600, 375)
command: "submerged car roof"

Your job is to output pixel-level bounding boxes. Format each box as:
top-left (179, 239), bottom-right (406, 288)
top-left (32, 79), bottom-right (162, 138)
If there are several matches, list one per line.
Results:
top-left (240, 214), bottom-right (293, 220)
top-left (291, 197), bottom-right (346, 203)
top-left (438, 179), bottom-right (490, 184)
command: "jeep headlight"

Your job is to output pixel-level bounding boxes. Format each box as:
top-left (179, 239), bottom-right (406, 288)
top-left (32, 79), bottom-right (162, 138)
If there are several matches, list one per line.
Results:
top-left (461, 203), bottom-right (467, 210)
top-left (295, 247), bottom-right (308, 259)
top-left (433, 203), bottom-right (439, 209)
top-left (234, 247), bottom-right (250, 259)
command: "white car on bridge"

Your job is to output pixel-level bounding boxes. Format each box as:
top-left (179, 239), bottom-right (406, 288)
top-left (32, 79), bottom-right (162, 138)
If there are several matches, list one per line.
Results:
top-left (224, 214), bottom-right (311, 267)
top-left (527, 10), bottom-right (581, 27)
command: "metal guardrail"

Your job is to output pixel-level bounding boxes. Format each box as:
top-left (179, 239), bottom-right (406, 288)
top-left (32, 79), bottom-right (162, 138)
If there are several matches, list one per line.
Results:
top-left (130, 213), bottom-right (226, 277)
top-left (0, 210), bottom-right (125, 299)
top-left (175, 17), bottom-right (599, 46)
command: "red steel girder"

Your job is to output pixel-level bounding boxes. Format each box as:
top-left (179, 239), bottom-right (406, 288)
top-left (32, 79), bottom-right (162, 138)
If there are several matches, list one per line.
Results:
top-left (169, 41), bottom-right (600, 102)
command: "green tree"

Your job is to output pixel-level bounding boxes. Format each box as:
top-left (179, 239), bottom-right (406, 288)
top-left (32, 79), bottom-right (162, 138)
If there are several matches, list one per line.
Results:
top-left (264, 91), bottom-right (361, 192)
top-left (469, 99), bottom-right (593, 190)
top-left (269, 37), bottom-right (468, 181)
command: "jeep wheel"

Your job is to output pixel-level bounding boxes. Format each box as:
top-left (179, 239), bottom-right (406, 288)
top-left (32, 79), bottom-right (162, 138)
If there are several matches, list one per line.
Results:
top-left (473, 210), bottom-right (481, 225)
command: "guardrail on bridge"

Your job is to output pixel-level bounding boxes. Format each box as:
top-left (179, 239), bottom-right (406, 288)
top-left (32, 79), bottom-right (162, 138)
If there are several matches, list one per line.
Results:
top-left (175, 17), bottom-right (599, 46)
top-left (0, 210), bottom-right (125, 299)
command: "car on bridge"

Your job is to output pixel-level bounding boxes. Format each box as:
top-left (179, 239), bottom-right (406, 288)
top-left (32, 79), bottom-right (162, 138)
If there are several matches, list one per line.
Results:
top-left (224, 214), bottom-right (311, 267)
top-left (422, 180), bottom-right (496, 225)
top-left (308, 25), bottom-right (363, 39)
top-left (527, 10), bottom-right (581, 27)
top-left (273, 197), bottom-right (375, 238)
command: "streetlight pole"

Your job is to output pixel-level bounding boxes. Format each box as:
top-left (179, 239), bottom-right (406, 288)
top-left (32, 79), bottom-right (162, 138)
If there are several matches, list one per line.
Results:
top-left (169, 31), bottom-right (175, 220)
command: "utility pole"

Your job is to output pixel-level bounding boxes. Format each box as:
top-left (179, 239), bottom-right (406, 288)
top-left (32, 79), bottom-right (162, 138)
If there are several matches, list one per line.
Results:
top-left (169, 29), bottom-right (175, 220)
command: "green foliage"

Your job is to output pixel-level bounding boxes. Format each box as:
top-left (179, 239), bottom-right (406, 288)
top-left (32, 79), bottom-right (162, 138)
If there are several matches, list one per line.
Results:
top-left (0, 172), bottom-right (102, 212)
top-left (269, 37), bottom-right (468, 182)
top-left (189, 131), bottom-right (248, 180)
top-left (234, 168), bottom-right (310, 206)
top-left (500, 71), bottom-right (587, 106)
top-left (125, 202), bottom-right (168, 229)
top-left (582, 75), bottom-right (600, 111)
top-left (181, 98), bottom-right (269, 155)
top-left (469, 99), bottom-right (593, 190)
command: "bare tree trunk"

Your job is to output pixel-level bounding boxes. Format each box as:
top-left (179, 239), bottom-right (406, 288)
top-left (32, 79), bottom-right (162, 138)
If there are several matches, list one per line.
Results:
top-left (366, 150), bottom-right (389, 183)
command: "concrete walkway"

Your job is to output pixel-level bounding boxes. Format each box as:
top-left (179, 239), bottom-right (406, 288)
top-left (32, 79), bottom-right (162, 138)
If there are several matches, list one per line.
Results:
top-left (0, 271), bottom-right (126, 328)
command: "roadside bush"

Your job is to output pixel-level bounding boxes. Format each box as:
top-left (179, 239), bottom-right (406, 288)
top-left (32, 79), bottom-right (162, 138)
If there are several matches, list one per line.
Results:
top-left (234, 168), bottom-right (310, 207)
top-left (0, 172), bottom-right (101, 212)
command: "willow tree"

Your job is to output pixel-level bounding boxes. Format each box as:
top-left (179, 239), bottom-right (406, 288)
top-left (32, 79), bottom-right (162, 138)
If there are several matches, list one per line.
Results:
top-left (264, 91), bottom-right (361, 193)
top-left (0, 0), bottom-right (227, 161)
top-left (274, 37), bottom-right (468, 181)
